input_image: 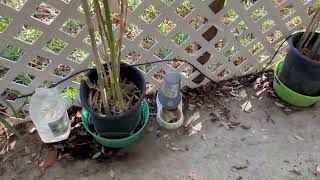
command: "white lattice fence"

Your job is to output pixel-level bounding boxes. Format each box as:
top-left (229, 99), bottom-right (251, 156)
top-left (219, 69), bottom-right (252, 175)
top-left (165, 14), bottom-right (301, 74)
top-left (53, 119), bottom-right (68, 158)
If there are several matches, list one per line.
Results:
top-left (0, 0), bottom-right (317, 107)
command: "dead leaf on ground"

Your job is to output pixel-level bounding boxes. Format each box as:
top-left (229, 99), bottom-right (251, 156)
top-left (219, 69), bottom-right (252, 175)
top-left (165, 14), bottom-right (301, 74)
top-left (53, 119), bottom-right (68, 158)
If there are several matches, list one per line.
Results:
top-left (222, 85), bottom-right (233, 91)
top-left (284, 108), bottom-right (293, 112)
top-left (256, 88), bottom-right (267, 96)
top-left (24, 147), bottom-right (31, 154)
top-left (231, 160), bottom-right (250, 171)
top-left (241, 101), bottom-right (252, 113)
top-left (316, 165), bottom-right (320, 176)
top-left (146, 125), bottom-right (154, 133)
top-left (188, 172), bottom-right (197, 180)
top-left (108, 169), bottom-right (115, 178)
top-left (166, 143), bottom-right (185, 152)
top-left (28, 126), bottom-right (36, 134)
top-left (293, 135), bottom-right (304, 141)
top-left (92, 152), bottom-right (102, 159)
top-left (60, 153), bottom-right (73, 161)
top-left (189, 122), bottom-right (202, 136)
top-left (230, 90), bottom-right (247, 99)
top-left (9, 141), bottom-right (16, 151)
top-left (170, 146), bottom-right (185, 152)
top-left (289, 166), bottom-right (301, 176)
top-left (39, 148), bottom-right (58, 175)
top-left (274, 102), bottom-right (285, 108)
top-left (188, 104), bottom-right (196, 111)
top-left (222, 121), bottom-right (241, 130)
top-left (184, 112), bottom-right (200, 127)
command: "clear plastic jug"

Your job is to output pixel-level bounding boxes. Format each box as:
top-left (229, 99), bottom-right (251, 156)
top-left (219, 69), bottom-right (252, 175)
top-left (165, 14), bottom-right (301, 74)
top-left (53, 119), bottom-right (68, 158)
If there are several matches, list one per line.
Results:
top-left (30, 88), bottom-right (70, 143)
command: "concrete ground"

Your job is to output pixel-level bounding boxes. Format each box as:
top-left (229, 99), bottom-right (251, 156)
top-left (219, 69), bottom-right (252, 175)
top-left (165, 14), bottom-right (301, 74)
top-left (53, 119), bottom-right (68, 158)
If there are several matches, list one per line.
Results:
top-left (1, 89), bottom-right (320, 180)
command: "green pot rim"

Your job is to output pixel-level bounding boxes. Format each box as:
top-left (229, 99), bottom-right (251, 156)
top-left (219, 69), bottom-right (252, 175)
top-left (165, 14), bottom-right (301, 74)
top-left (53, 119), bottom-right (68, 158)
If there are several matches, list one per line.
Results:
top-left (81, 100), bottom-right (150, 148)
top-left (273, 60), bottom-right (320, 106)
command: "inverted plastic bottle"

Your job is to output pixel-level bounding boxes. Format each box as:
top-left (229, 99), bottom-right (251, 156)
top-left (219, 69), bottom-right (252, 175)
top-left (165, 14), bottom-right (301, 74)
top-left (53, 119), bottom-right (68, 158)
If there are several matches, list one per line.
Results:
top-left (158, 72), bottom-right (181, 110)
top-left (30, 88), bottom-right (71, 143)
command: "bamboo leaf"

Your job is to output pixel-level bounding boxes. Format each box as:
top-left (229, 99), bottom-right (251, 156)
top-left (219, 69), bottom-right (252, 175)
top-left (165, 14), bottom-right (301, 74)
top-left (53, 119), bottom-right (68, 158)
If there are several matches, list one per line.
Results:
top-left (0, 97), bottom-right (18, 118)
top-left (0, 115), bottom-right (24, 141)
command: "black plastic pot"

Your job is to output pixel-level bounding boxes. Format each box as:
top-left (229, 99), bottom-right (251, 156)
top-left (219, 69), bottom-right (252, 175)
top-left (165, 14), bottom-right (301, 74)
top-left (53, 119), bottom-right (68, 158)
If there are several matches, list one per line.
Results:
top-left (80, 63), bottom-right (146, 138)
top-left (279, 32), bottom-right (320, 96)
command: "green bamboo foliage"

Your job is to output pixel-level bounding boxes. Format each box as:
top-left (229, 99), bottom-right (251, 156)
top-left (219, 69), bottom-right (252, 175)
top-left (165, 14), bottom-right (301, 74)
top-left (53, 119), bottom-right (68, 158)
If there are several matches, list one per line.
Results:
top-left (81, 0), bottom-right (128, 112)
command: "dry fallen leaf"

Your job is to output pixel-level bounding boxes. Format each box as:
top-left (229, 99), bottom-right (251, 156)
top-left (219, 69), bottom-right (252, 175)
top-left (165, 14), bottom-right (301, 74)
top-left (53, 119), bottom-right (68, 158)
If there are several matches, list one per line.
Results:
top-left (290, 166), bottom-right (301, 176)
top-left (255, 88), bottom-right (267, 96)
top-left (39, 148), bottom-right (58, 175)
top-left (316, 165), bottom-right (320, 176)
top-left (231, 160), bottom-right (250, 171)
top-left (284, 108), bottom-right (293, 112)
top-left (24, 147), bottom-right (31, 154)
top-left (28, 126), bottom-right (36, 134)
top-left (92, 152), bottom-right (102, 159)
top-left (184, 112), bottom-right (200, 127)
top-left (170, 146), bottom-right (185, 152)
top-left (222, 121), bottom-right (241, 130)
top-left (241, 101), bottom-right (252, 112)
top-left (146, 125), bottom-right (154, 133)
top-left (293, 135), bottom-right (304, 141)
top-left (25, 160), bottom-right (32, 164)
top-left (9, 141), bottom-right (16, 151)
top-left (188, 172), bottom-right (197, 180)
top-left (239, 90), bottom-right (247, 98)
top-left (61, 153), bottom-right (74, 161)
top-left (189, 122), bottom-right (202, 136)
top-left (108, 169), bottom-right (115, 178)
top-left (274, 102), bottom-right (285, 108)
top-left (188, 104), bottom-right (196, 111)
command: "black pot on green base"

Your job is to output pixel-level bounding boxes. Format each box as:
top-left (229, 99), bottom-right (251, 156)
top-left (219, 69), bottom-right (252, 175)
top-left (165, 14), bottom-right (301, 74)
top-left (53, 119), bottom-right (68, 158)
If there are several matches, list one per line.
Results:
top-left (279, 32), bottom-right (320, 96)
top-left (80, 63), bottom-right (146, 139)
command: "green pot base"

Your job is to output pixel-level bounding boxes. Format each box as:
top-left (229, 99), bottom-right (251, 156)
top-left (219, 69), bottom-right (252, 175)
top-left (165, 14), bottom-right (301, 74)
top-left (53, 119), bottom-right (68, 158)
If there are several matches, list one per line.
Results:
top-left (81, 100), bottom-right (150, 148)
top-left (273, 60), bottom-right (320, 107)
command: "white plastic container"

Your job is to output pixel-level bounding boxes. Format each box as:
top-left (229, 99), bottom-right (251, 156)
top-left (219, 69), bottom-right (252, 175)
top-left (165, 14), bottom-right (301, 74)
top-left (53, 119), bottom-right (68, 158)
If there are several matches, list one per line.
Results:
top-left (30, 88), bottom-right (71, 143)
top-left (156, 93), bottom-right (184, 130)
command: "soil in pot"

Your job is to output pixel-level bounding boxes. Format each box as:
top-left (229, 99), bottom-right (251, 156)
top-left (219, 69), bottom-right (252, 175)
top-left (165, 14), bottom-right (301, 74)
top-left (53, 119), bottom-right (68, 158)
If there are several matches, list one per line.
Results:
top-left (279, 32), bottom-right (320, 96)
top-left (160, 108), bottom-right (181, 123)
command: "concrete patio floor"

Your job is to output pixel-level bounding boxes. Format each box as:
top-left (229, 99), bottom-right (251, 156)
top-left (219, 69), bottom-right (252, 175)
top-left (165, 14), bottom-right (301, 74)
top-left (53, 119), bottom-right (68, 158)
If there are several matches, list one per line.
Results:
top-left (1, 88), bottom-right (320, 180)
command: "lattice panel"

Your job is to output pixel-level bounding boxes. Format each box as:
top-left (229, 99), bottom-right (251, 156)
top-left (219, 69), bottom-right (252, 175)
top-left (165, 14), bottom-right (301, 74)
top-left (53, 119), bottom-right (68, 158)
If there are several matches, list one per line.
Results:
top-left (0, 0), bottom-right (316, 106)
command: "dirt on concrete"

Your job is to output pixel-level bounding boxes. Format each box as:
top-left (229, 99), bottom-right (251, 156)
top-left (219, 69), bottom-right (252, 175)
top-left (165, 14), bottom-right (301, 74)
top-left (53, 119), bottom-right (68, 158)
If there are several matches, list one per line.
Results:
top-left (1, 84), bottom-right (320, 180)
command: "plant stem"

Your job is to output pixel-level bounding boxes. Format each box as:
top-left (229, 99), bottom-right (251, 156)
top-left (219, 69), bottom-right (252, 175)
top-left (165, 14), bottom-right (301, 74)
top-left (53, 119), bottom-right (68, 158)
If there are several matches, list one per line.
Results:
top-left (309, 34), bottom-right (320, 59)
top-left (81, 0), bottom-right (109, 113)
top-left (103, 0), bottom-right (125, 110)
top-left (298, 8), bottom-right (320, 49)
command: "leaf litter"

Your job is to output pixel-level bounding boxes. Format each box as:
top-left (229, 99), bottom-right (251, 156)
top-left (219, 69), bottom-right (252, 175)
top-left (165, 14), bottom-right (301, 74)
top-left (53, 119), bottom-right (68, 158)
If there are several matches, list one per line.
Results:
top-left (231, 160), bottom-right (250, 171)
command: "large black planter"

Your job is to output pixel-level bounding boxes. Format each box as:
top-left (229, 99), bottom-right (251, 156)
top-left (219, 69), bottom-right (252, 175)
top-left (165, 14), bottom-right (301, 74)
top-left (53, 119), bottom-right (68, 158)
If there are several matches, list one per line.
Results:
top-left (279, 32), bottom-right (320, 96)
top-left (80, 63), bottom-right (146, 138)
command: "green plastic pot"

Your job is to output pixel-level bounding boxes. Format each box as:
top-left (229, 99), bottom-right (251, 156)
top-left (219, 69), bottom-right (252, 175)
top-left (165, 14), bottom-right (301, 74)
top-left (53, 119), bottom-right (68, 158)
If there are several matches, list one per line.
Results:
top-left (81, 100), bottom-right (150, 148)
top-left (273, 60), bottom-right (320, 107)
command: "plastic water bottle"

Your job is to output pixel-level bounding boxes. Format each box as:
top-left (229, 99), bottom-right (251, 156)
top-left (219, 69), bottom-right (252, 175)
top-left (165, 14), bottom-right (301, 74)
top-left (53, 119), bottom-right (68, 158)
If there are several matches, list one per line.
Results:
top-left (30, 88), bottom-right (71, 143)
top-left (158, 72), bottom-right (182, 110)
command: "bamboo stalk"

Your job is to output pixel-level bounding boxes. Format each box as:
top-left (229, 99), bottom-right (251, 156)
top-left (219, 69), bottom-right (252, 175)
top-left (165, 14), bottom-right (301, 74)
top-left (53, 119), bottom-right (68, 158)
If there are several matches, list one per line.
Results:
top-left (103, 0), bottom-right (125, 110)
top-left (298, 9), bottom-right (320, 49)
top-left (309, 34), bottom-right (320, 59)
top-left (81, 0), bottom-right (109, 113)
top-left (303, 11), bottom-right (320, 48)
